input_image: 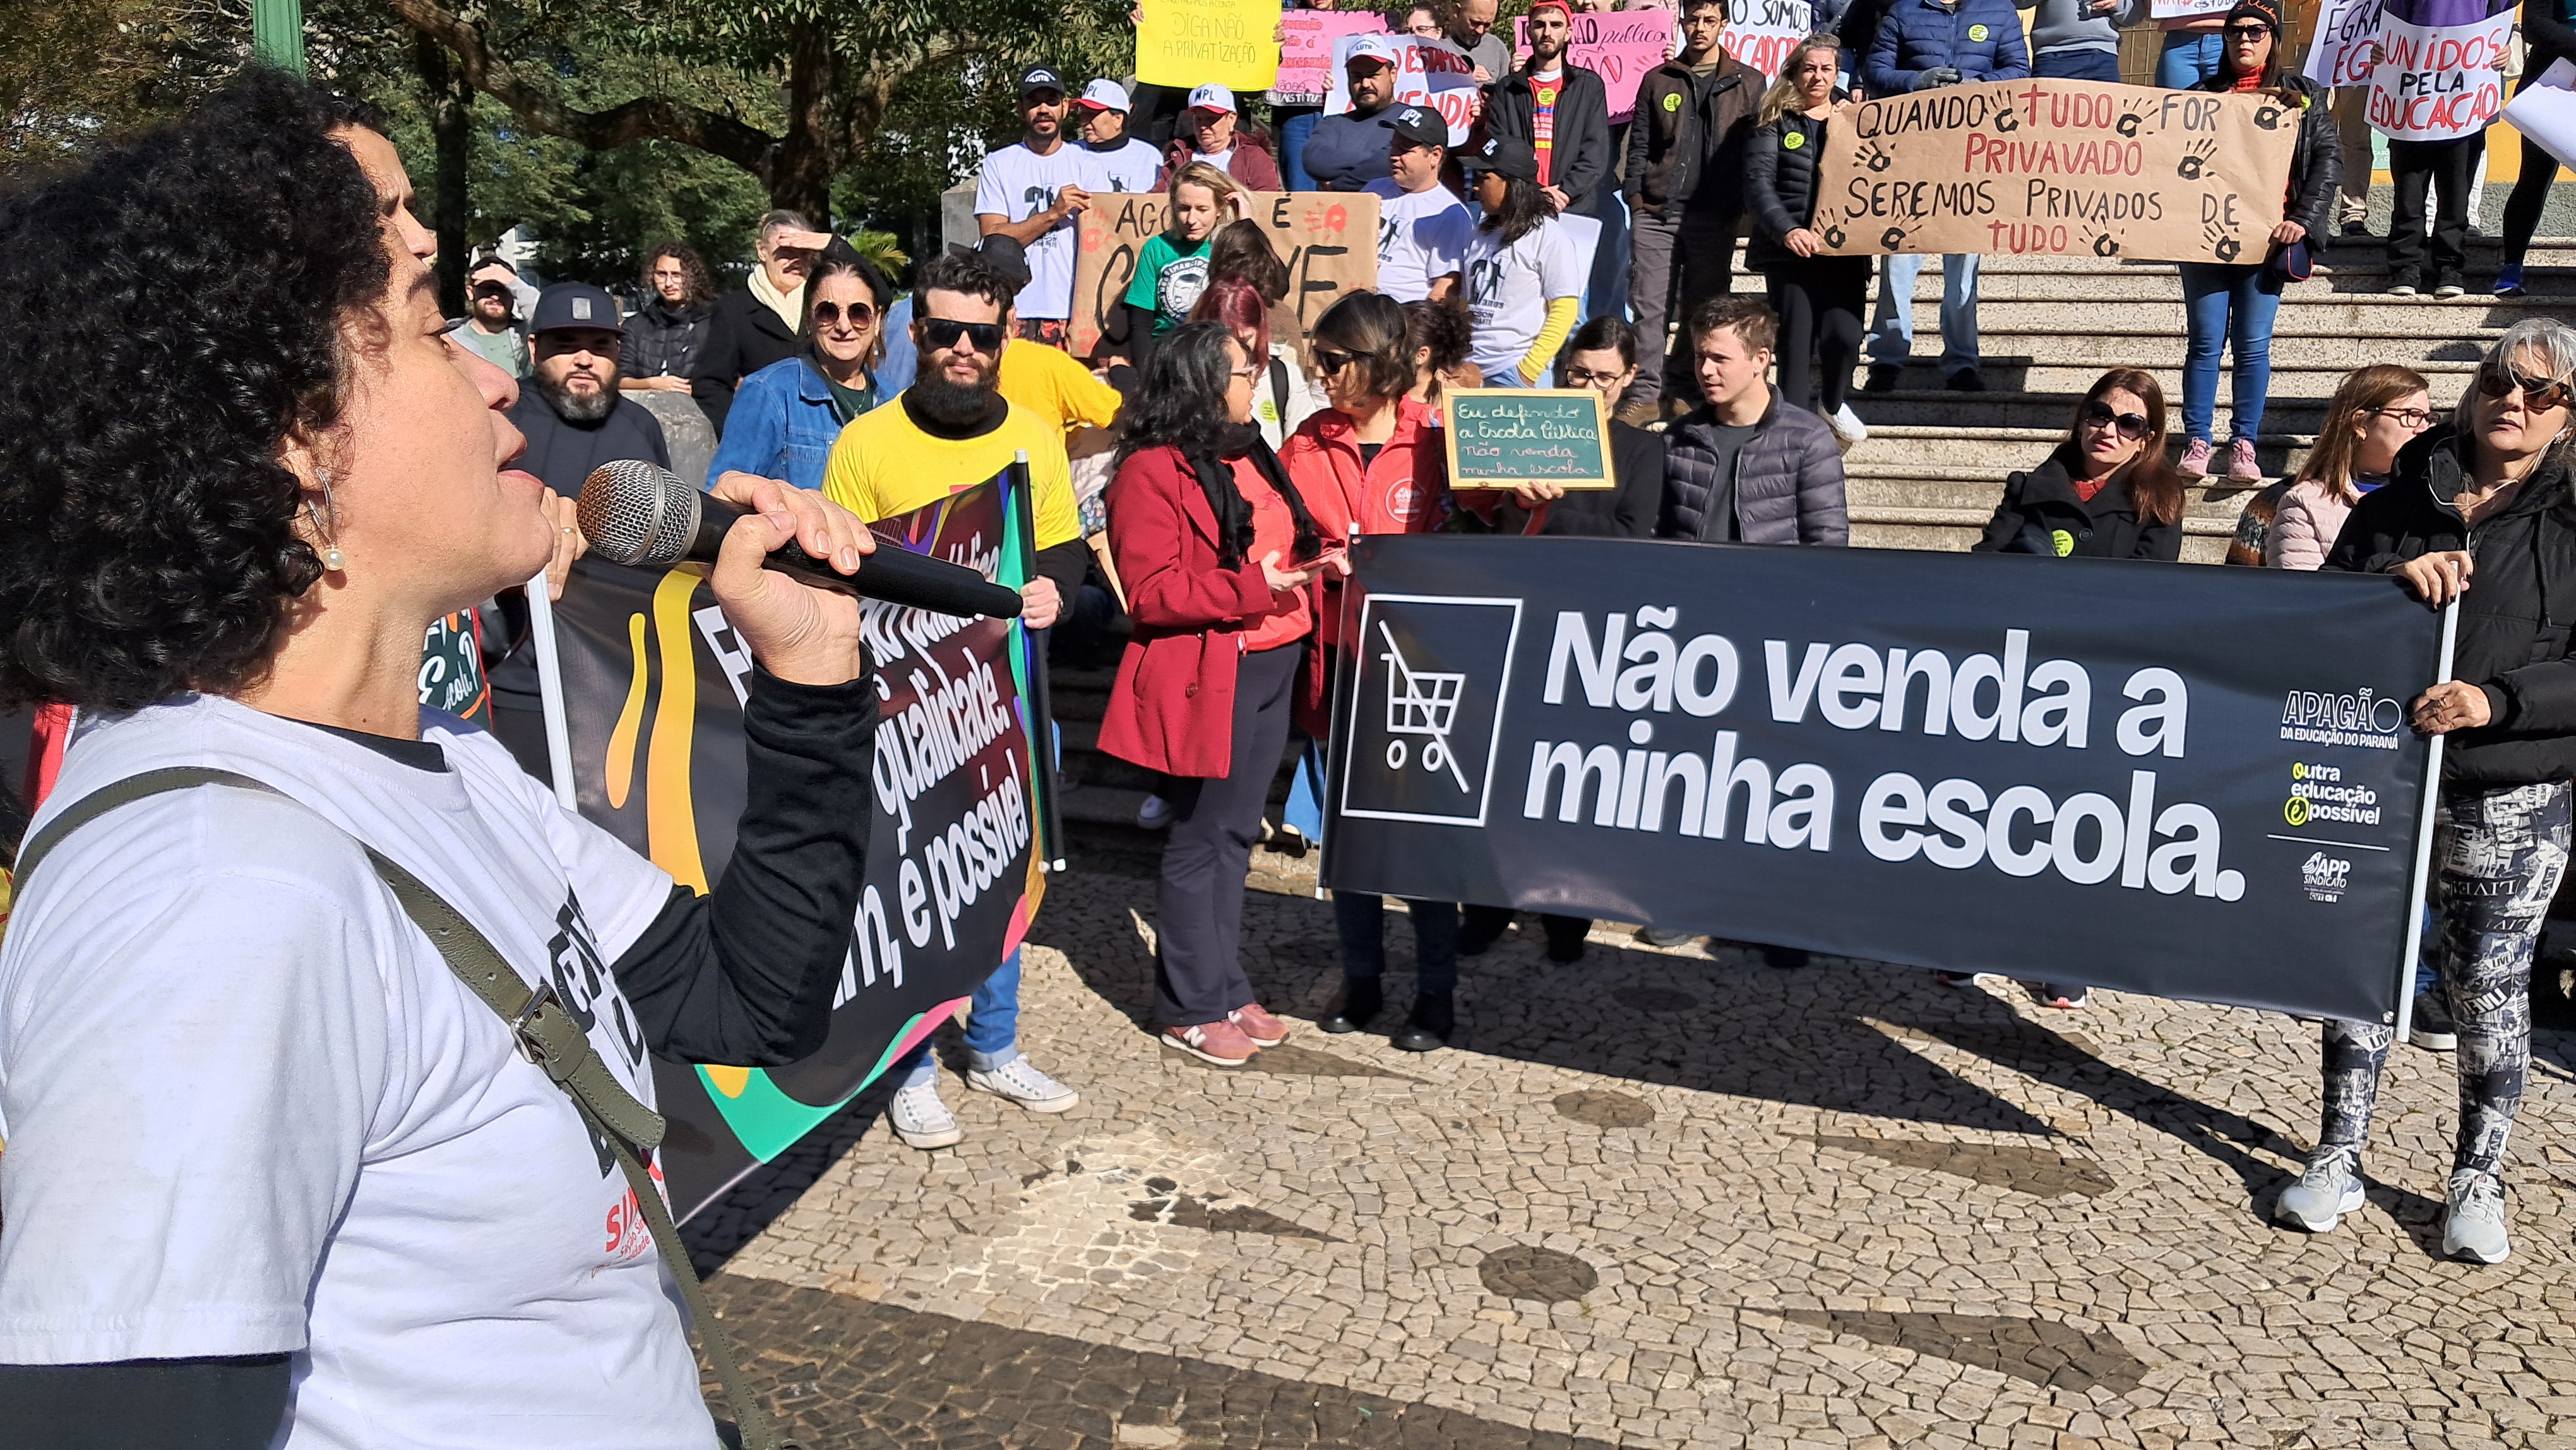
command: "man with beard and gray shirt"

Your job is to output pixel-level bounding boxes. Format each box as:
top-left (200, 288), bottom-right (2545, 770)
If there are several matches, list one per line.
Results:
top-left (504, 282), bottom-right (671, 498)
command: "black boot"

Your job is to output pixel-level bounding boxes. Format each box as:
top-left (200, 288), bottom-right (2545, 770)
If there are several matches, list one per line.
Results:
top-left (1455, 906), bottom-right (1512, 958)
top-left (1320, 977), bottom-right (1381, 1034)
top-left (1392, 990), bottom-right (1454, 1052)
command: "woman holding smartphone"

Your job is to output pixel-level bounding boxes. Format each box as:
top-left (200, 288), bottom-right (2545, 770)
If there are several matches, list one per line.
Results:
top-left (1099, 322), bottom-right (1345, 1066)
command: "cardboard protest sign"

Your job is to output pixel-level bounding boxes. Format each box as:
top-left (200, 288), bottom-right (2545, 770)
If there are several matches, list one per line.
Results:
top-left (1137, 0), bottom-right (1280, 92)
top-left (1513, 9), bottom-right (1676, 123)
top-left (1277, 10), bottom-right (1390, 100)
top-left (1069, 191), bottom-right (1381, 359)
top-left (1327, 34), bottom-right (1479, 143)
top-left (1810, 79), bottom-right (2301, 264)
top-left (2305, 0), bottom-right (2385, 89)
top-left (2368, 0), bottom-right (2515, 140)
top-left (1721, 0), bottom-right (1816, 85)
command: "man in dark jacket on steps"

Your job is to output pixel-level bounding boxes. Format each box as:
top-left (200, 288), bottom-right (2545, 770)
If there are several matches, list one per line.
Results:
top-left (1486, 4), bottom-right (1614, 213)
top-left (1624, 0), bottom-right (1762, 421)
top-left (1656, 296), bottom-right (1847, 545)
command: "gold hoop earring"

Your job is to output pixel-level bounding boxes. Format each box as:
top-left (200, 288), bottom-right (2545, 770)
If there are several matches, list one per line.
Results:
top-left (312, 469), bottom-right (347, 573)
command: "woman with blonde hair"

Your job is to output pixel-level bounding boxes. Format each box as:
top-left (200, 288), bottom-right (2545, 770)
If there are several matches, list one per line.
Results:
top-left (2266, 364), bottom-right (2435, 569)
top-left (1743, 35), bottom-right (1869, 441)
top-left (1116, 160), bottom-right (1245, 369)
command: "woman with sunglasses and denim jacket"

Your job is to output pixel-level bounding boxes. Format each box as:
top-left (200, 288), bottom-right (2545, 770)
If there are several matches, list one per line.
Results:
top-left (2291, 319), bottom-right (2576, 1264)
top-left (710, 243), bottom-right (892, 492)
top-left (2266, 364), bottom-right (2432, 569)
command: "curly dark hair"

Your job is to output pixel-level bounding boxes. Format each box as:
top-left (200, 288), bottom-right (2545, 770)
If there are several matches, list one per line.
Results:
top-left (1116, 321), bottom-right (1321, 568)
top-left (912, 251), bottom-right (1017, 315)
top-left (1404, 297), bottom-right (1472, 378)
top-left (0, 66), bottom-right (391, 712)
top-left (641, 241), bottom-right (715, 309)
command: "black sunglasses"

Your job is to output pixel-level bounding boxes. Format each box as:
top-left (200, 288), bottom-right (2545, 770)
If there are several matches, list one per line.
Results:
top-left (1313, 346), bottom-right (1359, 373)
top-left (2224, 22), bottom-right (2272, 38)
top-left (812, 299), bottom-right (875, 328)
top-left (2477, 369), bottom-right (2573, 412)
top-left (919, 317), bottom-right (1006, 355)
top-left (2082, 400), bottom-right (2151, 440)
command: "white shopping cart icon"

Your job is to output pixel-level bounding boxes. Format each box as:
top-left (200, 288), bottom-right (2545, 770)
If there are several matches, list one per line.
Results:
top-left (1379, 620), bottom-right (1472, 793)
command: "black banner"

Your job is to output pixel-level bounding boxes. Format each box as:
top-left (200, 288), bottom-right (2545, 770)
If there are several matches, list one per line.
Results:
top-left (1320, 537), bottom-right (2443, 1023)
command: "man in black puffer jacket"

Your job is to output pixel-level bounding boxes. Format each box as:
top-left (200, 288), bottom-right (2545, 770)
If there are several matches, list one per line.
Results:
top-left (1655, 296), bottom-right (1849, 544)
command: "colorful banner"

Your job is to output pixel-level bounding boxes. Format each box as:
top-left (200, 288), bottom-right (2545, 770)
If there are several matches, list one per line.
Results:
top-left (1277, 10), bottom-right (1392, 101)
top-left (2305, 0), bottom-right (2387, 90)
top-left (1325, 34), bottom-right (1480, 143)
top-left (547, 475), bottom-right (1049, 1221)
top-left (1071, 190), bottom-right (1380, 359)
top-left (420, 609), bottom-right (490, 726)
top-left (2149, 0), bottom-right (2234, 16)
top-left (1808, 78), bottom-right (2300, 263)
top-left (1721, 0), bottom-right (1815, 92)
top-left (2368, 0), bottom-right (2516, 140)
top-left (1137, 0), bottom-right (1282, 92)
top-left (1512, 9), bottom-right (1678, 123)
top-left (1321, 536), bottom-right (2445, 1025)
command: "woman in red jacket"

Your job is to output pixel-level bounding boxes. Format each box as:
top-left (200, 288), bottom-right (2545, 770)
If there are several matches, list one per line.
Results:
top-left (1100, 321), bottom-right (1344, 1066)
top-left (1276, 291), bottom-right (1468, 1050)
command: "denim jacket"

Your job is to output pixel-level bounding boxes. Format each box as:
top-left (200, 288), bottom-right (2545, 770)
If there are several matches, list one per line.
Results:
top-left (706, 354), bottom-right (876, 491)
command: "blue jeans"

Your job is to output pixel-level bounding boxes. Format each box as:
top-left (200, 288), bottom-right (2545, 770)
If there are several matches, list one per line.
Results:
top-left (1582, 188), bottom-right (1631, 325)
top-left (897, 947), bottom-right (1023, 1085)
top-left (1866, 253), bottom-right (1980, 373)
top-left (1278, 107), bottom-right (1322, 192)
top-left (2157, 31), bottom-right (2225, 88)
top-left (1336, 894), bottom-right (1461, 993)
top-left (2178, 261), bottom-right (2283, 445)
top-left (2036, 48), bottom-right (2123, 82)
top-left (1282, 736), bottom-right (1327, 844)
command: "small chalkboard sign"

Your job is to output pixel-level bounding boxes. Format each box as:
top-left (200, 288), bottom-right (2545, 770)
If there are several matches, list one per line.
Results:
top-left (1441, 388), bottom-right (1615, 490)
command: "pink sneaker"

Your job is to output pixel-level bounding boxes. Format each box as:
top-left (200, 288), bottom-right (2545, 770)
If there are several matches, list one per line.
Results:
top-left (1162, 1019), bottom-right (1258, 1065)
top-left (2227, 437), bottom-right (2263, 483)
top-left (2178, 438), bottom-right (2212, 477)
top-left (1229, 1002), bottom-right (1289, 1047)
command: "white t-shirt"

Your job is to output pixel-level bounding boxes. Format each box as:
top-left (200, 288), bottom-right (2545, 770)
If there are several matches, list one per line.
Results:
top-left (0, 695), bottom-right (700, 1449)
top-left (1090, 136), bottom-right (1166, 196)
top-left (1364, 179), bottom-right (1474, 304)
top-left (1462, 217), bottom-right (1585, 380)
top-left (975, 141), bottom-right (1107, 321)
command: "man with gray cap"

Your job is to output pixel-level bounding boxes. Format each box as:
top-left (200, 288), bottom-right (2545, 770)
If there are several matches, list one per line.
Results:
top-left (1302, 34), bottom-right (1405, 191)
top-left (504, 281), bottom-right (671, 498)
top-left (1074, 80), bottom-right (1165, 195)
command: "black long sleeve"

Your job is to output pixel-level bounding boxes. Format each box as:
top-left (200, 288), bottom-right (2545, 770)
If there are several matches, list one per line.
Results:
top-left (611, 664), bottom-right (876, 1067)
top-left (0, 1356), bottom-right (290, 1450)
top-left (691, 307), bottom-right (746, 437)
top-left (1034, 537), bottom-right (1090, 609)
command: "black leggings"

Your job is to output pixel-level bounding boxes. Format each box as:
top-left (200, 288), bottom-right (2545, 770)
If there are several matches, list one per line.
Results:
top-left (1763, 255), bottom-right (1871, 414)
top-left (2503, 124), bottom-right (2567, 267)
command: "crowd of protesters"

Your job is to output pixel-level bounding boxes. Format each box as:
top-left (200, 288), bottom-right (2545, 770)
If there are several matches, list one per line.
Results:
top-left (4, 17), bottom-right (2576, 1444)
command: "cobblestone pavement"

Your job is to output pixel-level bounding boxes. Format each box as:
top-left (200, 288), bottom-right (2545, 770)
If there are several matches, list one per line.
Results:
top-left (686, 852), bottom-right (2576, 1449)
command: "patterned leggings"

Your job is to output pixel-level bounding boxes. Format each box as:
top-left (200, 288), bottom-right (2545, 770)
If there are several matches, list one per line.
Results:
top-left (2320, 781), bottom-right (2572, 1178)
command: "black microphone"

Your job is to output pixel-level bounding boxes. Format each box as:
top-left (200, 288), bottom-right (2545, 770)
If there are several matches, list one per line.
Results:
top-left (575, 460), bottom-right (1023, 620)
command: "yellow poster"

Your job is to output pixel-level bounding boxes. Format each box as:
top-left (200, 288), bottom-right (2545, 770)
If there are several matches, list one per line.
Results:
top-left (1136, 0), bottom-right (1281, 92)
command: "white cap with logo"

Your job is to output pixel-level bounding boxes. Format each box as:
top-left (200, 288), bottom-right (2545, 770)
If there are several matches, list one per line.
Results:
top-left (1077, 79), bottom-right (1131, 112)
top-left (1186, 83), bottom-right (1237, 114)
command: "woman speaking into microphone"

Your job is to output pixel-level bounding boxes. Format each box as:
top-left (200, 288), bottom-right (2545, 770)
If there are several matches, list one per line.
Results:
top-left (0, 70), bottom-right (878, 1449)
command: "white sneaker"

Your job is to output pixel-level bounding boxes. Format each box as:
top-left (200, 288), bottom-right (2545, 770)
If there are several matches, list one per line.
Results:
top-left (888, 1078), bottom-right (963, 1149)
top-left (1135, 793), bottom-right (1175, 830)
top-left (1829, 402), bottom-right (1869, 443)
top-left (2443, 1170), bottom-right (2511, 1264)
top-left (966, 1054), bottom-right (1080, 1113)
top-left (2275, 1143), bottom-right (2365, 1232)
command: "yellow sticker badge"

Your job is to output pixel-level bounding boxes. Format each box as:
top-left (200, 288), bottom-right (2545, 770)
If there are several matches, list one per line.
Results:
top-left (1969, 23), bottom-right (1989, 39)
top-left (1663, 92), bottom-right (1681, 111)
top-left (1784, 131), bottom-right (1806, 150)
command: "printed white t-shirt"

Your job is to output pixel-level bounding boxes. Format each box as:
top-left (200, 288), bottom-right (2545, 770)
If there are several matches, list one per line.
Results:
top-left (1462, 216), bottom-right (1585, 380)
top-left (1090, 136), bottom-right (1166, 196)
top-left (1364, 178), bottom-right (1474, 303)
top-left (974, 141), bottom-right (1107, 321)
top-left (0, 695), bottom-right (700, 1449)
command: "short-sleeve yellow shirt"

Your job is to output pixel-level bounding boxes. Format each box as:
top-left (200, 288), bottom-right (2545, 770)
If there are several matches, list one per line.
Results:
top-left (997, 340), bottom-right (1123, 435)
top-left (820, 392), bottom-right (1080, 551)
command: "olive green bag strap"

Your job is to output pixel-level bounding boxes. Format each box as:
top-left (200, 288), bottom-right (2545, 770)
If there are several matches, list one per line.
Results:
top-left (16, 767), bottom-right (788, 1450)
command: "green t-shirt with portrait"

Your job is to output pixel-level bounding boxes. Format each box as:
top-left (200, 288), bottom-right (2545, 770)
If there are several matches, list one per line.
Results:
top-left (1124, 232), bottom-right (1212, 336)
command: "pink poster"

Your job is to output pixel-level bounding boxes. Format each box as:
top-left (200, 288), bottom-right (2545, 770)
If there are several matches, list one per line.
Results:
top-left (1276, 10), bottom-right (1392, 101)
top-left (1512, 10), bottom-right (1677, 123)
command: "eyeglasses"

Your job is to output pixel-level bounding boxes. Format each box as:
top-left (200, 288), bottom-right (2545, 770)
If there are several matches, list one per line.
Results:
top-left (1560, 366), bottom-right (1626, 388)
top-left (920, 317), bottom-right (1006, 355)
top-left (2477, 369), bottom-right (2573, 411)
top-left (1230, 363), bottom-right (1262, 381)
top-left (812, 300), bottom-right (875, 329)
top-left (1312, 347), bottom-right (1359, 374)
top-left (2370, 405), bottom-right (2436, 429)
top-left (2081, 401), bottom-right (2151, 440)
top-left (2223, 23), bottom-right (2271, 39)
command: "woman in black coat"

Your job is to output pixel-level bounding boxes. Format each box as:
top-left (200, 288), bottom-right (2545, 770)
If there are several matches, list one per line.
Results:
top-left (2286, 320), bottom-right (2576, 1265)
top-left (1743, 37), bottom-right (1871, 442)
top-left (1976, 366), bottom-right (2187, 565)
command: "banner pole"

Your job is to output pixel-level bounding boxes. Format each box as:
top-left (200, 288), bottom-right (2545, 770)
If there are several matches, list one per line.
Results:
top-left (524, 570), bottom-right (580, 813)
top-left (1011, 453), bottom-right (1068, 872)
top-left (2393, 599), bottom-right (2460, 1041)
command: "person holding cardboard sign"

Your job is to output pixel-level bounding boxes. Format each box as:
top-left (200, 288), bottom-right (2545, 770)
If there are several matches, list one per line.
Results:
top-left (1745, 36), bottom-right (1872, 444)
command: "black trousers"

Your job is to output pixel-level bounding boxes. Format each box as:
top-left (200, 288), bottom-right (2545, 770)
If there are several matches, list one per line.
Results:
top-left (2387, 133), bottom-right (2484, 282)
top-left (1763, 255), bottom-right (1871, 415)
top-left (1154, 643), bottom-right (1301, 1027)
top-left (2503, 121), bottom-right (2567, 266)
top-left (1662, 204), bottom-right (1741, 399)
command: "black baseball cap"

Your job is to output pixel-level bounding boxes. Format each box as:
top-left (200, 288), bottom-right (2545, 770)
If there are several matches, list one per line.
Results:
top-left (1464, 135), bottom-right (1539, 183)
top-left (1019, 66), bottom-right (1066, 99)
top-left (529, 282), bottom-right (626, 337)
top-left (1381, 104), bottom-right (1447, 152)
top-left (950, 234), bottom-right (1035, 294)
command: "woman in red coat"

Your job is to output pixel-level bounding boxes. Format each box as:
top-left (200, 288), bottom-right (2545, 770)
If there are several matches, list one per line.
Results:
top-left (1099, 321), bottom-right (1344, 1065)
